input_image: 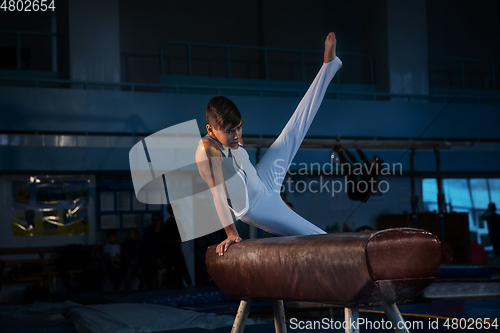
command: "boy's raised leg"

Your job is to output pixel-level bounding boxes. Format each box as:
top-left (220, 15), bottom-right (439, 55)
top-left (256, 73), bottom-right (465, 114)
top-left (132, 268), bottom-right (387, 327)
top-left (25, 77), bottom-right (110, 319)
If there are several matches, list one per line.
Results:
top-left (255, 32), bottom-right (342, 193)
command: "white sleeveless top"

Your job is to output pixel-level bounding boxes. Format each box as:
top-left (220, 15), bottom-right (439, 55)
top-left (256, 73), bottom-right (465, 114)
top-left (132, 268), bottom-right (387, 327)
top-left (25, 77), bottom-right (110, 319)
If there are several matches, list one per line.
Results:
top-left (200, 136), bottom-right (264, 219)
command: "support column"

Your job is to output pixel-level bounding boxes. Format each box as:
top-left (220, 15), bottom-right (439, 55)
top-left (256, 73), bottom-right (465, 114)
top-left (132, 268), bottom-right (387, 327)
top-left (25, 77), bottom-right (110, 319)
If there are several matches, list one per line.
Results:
top-left (386, 0), bottom-right (428, 96)
top-left (435, 148), bottom-right (446, 242)
top-left (68, 0), bottom-right (120, 82)
top-left (410, 149), bottom-right (419, 228)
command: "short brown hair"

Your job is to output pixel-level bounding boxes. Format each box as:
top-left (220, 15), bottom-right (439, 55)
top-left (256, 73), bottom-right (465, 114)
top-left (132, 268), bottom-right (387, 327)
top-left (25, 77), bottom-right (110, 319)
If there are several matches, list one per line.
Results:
top-left (206, 96), bottom-right (241, 130)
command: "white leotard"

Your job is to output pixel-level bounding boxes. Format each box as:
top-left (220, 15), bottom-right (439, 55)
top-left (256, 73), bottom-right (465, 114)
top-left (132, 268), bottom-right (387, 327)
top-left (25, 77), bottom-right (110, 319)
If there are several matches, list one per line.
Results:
top-left (198, 57), bottom-right (342, 236)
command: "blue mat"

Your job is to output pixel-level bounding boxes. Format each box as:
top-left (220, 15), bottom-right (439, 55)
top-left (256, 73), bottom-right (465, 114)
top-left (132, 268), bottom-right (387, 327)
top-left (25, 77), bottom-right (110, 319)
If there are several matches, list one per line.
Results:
top-left (2, 315), bottom-right (76, 333)
top-left (369, 298), bottom-right (500, 320)
top-left (115, 287), bottom-right (233, 307)
top-left (2, 294), bottom-right (498, 333)
top-left (114, 287), bottom-right (274, 314)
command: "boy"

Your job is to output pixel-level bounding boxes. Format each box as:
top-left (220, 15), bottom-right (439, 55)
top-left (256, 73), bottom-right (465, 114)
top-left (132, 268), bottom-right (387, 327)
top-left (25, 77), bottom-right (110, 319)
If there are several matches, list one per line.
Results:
top-left (196, 32), bottom-right (342, 255)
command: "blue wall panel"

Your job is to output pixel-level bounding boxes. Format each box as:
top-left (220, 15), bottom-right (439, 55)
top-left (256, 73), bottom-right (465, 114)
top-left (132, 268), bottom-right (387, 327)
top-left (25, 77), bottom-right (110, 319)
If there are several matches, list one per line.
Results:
top-left (0, 86), bottom-right (499, 173)
top-left (1, 86), bottom-right (499, 139)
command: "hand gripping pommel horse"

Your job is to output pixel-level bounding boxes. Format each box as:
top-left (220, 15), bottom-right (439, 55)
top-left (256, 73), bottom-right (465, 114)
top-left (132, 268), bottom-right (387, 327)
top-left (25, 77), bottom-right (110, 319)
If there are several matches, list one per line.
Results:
top-left (205, 228), bottom-right (441, 333)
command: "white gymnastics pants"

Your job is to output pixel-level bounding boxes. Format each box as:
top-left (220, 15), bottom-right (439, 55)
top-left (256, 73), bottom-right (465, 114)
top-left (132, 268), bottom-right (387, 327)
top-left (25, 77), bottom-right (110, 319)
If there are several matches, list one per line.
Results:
top-left (239, 57), bottom-right (342, 236)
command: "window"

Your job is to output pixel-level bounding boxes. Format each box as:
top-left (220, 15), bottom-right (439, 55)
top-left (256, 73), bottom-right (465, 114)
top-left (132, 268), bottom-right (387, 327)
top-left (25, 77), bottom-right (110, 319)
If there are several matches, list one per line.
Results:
top-left (422, 178), bottom-right (499, 245)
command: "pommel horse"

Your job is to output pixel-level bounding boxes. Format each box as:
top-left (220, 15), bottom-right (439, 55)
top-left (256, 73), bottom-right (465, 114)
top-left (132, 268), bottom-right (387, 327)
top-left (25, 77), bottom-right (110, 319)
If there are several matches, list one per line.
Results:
top-left (206, 228), bottom-right (441, 333)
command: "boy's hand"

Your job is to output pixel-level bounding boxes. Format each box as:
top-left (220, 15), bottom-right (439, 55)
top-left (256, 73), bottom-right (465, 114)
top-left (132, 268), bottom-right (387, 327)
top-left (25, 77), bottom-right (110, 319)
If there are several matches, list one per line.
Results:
top-left (216, 234), bottom-right (242, 256)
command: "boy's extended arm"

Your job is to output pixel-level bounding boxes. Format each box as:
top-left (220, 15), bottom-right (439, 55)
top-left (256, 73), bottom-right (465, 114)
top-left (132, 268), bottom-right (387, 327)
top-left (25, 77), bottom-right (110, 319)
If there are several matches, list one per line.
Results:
top-left (196, 142), bottom-right (242, 255)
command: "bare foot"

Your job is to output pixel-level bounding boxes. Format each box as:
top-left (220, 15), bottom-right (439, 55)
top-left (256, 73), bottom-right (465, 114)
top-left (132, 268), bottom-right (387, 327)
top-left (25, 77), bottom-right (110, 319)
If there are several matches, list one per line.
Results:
top-left (324, 32), bottom-right (340, 65)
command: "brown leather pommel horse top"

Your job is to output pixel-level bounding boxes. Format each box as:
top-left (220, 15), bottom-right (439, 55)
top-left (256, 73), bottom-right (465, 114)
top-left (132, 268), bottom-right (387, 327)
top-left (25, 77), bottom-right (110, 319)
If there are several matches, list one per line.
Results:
top-left (206, 228), bottom-right (441, 333)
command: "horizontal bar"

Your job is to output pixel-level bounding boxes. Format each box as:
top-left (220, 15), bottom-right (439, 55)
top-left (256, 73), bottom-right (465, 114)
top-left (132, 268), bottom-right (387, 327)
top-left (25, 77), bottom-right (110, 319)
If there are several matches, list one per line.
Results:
top-left (0, 133), bottom-right (483, 150)
top-left (159, 40), bottom-right (371, 58)
top-left (0, 78), bottom-right (498, 105)
top-left (429, 56), bottom-right (500, 63)
top-left (243, 138), bottom-right (475, 150)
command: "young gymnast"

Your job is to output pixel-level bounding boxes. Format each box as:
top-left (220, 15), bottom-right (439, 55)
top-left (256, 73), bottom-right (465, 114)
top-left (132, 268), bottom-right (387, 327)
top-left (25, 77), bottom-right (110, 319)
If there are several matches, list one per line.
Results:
top-left (196, 32), bottom-right (342, 255)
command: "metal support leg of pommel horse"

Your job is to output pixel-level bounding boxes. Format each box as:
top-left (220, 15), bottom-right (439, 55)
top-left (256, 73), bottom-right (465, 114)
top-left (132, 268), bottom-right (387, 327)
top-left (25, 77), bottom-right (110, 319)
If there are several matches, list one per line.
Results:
top-left (231, 299), bottom-right (287, 333)
top-left (272, 300), bottom-right (287, 333)
top-left (231, 299), bottom-right (253, 333)
top-left (345, 307), bottom-right (360, 333)
top-left (381, 302), bottom-right (410, 333)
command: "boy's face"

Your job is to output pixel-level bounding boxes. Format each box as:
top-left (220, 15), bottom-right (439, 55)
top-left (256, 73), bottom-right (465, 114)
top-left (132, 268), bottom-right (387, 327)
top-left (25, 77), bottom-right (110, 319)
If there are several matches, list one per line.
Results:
top-left (208, 121), bottom-right (242, 149)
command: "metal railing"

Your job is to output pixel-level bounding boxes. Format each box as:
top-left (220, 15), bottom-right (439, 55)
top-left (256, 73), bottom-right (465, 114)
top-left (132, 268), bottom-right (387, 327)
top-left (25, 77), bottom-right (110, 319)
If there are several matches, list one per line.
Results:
top-left (0, 29), bottom-right (59, 71)
top-left (159, 41), bottom-right (375, 84)
top-left (1, 77), bottom-right (499, 105)
top-left (429, 56), bottom-right (499, 90)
